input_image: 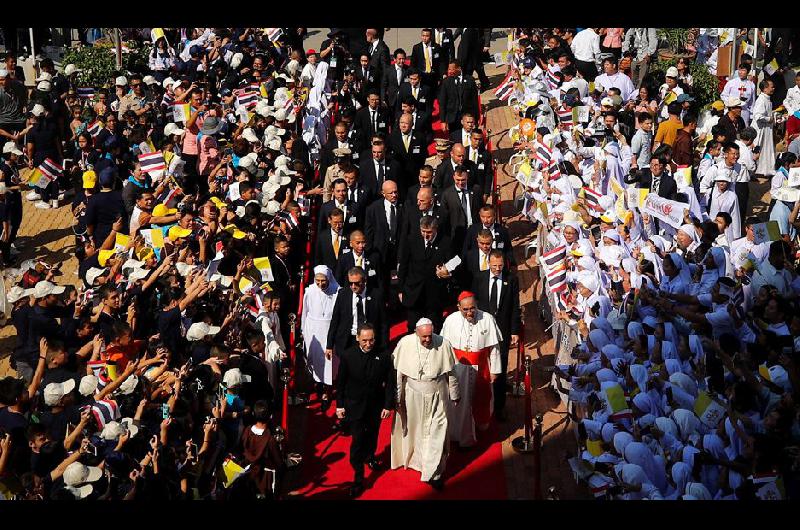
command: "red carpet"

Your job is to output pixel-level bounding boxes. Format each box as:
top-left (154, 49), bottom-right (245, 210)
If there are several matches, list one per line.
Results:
top-left (291, 318), bottom-right (508, 500)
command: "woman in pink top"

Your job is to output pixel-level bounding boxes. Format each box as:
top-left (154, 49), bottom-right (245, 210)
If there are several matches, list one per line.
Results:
top-left (600, 28), bottom-right (623, 59)
top-left (198, 116), bottom-right (223, 192)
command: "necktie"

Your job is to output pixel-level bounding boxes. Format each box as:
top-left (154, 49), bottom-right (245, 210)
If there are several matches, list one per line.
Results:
top-left (371, 110), bottom-right (377, 131)
top-left (460, 188), bottom-right (469, 215)
top-left (413, 86), bottom-right (418, 99)
top-left (471, 149), bottom-right (477, 163)
top-left (481, 253), bottom-right (488, 271)
top-left (378, 161), bottom-right (385, 184)
top-left (356, 254), bottom-right (363, 268)
top-left (356, 294), bottom-right (365, 326)
top-left (389, 204), bottom-right (397, 240)
top-left (349, 187), bottom-right (355, 203)
top-left (490, 276), bottom-right (499, 312)
top-left (403, 134), bottom-right (410, 152)
top-left (425, 46), bottom-right (432, 73)
top-left (397, 67), bottom-right (402, 86)
top-left (424, 239), bottom-right (431, 257)
top-left (436, 32), bottom-right (441, 45)
top-left (333, 234), bottom-right (340, 257)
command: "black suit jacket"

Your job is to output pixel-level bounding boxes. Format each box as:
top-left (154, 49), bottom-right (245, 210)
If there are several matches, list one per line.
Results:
top-left (438, 75), bottom-right (479, 126)
top-left (319, 135), bottom-right (358, 179)
top-left (335, 250), bottom-right (381, 291)
top-left (433, 29), bottom-right (456, 65)
top-left (359, 157), bottom-right (401, 197)
top-left (398, 82), bottom-right (433, 117)
top-left (401, 204), bottom-right (450, 244)
top-left (327, 288), bottom-right (387, 353)
top-left (354, 66), bottom-right (379, 97)
top-left (462, 222), bottom-right (515, 264)
top-left (398, 232), bottom-right (456, 308)
top-left (410, 42), bottom-right (445, 80)
top-left (433, 158), bottom-right (480, 192)
top-left (367, 40), bottom-right (391, 79)
top-left (454, 28), bottom-right (483, 73)
top-left (624, 169), bottom-right (678, 201)
top-left (387, 129), bottom-right (427, 189)
top-left (381, 64), bottom-right (408, 108)
top-left (440, 185), bottom-right (482, 250)
top-left (394, 111), bottom-right (432, 145)
top-left (315, 227), bottom-right (347, 272)
top-left (336, 345), bottom-right (394, 420)
top-left (465, 145), bottom-right (493, 197)
top-left (318, 199), bottom-right (360, 236)
top-left (354, 105), bottom-right (391, 139)
top-left (364, 198), bottom-right (404, 267)
top-left (472, 270), bottom-right (521, 342)
top-left (404, 184), bottom-right (442, 211)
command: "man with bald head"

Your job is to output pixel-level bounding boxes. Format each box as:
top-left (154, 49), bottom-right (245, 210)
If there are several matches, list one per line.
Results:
top-left (391, 318), bottom-right (459, 489)
top-left (389, 112), bottom-right (426, 192)
top-left (405, 165), bottom-right (438, 210)
top-left (402, 183), bottom-right (450, 243)
top-left (365, 179), bottom-right (405, 298)
top-left (433, 142), bottom-right (478, 192)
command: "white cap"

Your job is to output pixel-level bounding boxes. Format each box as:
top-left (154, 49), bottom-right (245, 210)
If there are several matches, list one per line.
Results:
top-left (64, 64), bottom-right (81, 76)
top-left (230, 52), bottom-right (244, 70)
top-left (186, 322), bottom-right (222, 341)
top-left (170, 78), bottom-right (182, 90)
top-left (3, 141), bottom-right (23, 155)
top-left (115, 75), bottom-right (128, 86)
top-left (100, 421), bottom-right (126, 441)
top-left (64, 462), bottom-right (103, 486)
top-left (116, 375), bottom-right (139, 395)
top-left (266, 124), bottom-right (286, 137)
top-left (665, 66), bottom-right (679, 78)
top-left (242, 128), bottom-right (260, 143)
top-left (7, 285), bottom-right (33, 303)
top-left (725, 96), bottom-right (743, 108)
top-left (127, 268), bottom-right (150, 282)
top-left (222, 368), bottom-right (251, 387)
top-left (79, 375), bottom-right (99, 396)
top-left (33, 281), bottom-right (66, 298)
top-left (31, 104), bottom-right (46, 117)
top-left (273, 108), bottom-right (287, 121)
top-left (142, 75), bottom-right (157, 86)
top-left (264, 199), bottom-right (281, 215)
top-left (36, 80), bottom-right (52, 92)
top-left (267, 137), bottom-right (282, 151)
top-left (85, 267), bottom-right (109, 286)
top-left (164, 123), bottom-right (185, 137)
top-left (162, 76), bottom-right (175, 89)
top-left (600, 96), bottom-right (614, 107)
top-left (274, 154), bottom-right (291, 169)
top-left (120, 417), bottom-right (140, 437)
top-left (415, 317), bottom-right (433, 328)
top-left (35, 72), bottom-right (52, 82)
top-left (43, 379), bottom-right (76, 406)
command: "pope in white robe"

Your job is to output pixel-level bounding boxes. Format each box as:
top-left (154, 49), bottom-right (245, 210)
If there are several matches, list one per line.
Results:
top-left (440, 293), bottom-right (502, 447)
top-left (391, 319), bottom-right (459, 485)
top-left (751, 89), bottom-right (776, 177)
top-left (301, 265), bottom-right (340, 386)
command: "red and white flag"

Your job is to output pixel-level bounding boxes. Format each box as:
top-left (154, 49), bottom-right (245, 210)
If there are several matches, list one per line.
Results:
top-left (138, 151), bottom-right (166, 173)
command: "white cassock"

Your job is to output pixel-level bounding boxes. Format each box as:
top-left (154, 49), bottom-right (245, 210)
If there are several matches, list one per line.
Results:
top-left (257, 311), bottom-right (287, 393)
top-left (301, 271), bottom-right (340, 385)
top-left (440, 310), bottom-right (502, 447)
top-left (391, 333), bottom-right (459, 482)
top-left (751, 93), bottom-right (776, 177)
top-left (709, 188), bottom-right (741, 242)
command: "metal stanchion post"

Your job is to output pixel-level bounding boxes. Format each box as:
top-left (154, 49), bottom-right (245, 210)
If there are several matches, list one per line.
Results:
top-left (512, 313), bottom-right (526, 396)
top-left (532, 413), bottom-right (543, 499)
top-left (512, 356), bottom-right (535, 453)
top-left (287, 312), bottom-right (307, 406)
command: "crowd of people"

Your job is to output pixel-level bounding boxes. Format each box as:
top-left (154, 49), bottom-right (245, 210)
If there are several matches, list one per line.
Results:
top-left (0, 26), bottom-right (522, 500)
top-left (499, 28), bottom-right (800, 499)
top-left (1, 25), bottom-right (799, 502)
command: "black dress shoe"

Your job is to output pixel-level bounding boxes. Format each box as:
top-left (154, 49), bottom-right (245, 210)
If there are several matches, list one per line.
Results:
top-left (349, 483), bottom-right (364, 498)
top-left (366, 457), bottom-right (381, 470)
top-left (427, 478), bottom-right (445, 491)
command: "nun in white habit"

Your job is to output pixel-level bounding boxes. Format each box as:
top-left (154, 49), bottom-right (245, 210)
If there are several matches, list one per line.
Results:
top-left (301, 265), bottom-right (340, 393)
top-left (708, 171), bottom-right (741, 242)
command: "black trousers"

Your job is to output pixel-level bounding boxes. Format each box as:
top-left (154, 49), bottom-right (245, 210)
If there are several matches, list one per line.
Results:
top-left (350, 409), bottom-right (382, 483)
top-left (735, 182), bottom-right (749, 234)
top-left (492, 340), bottom-right (509, 413)
top-left (575, 60), bottom-right (598, 82)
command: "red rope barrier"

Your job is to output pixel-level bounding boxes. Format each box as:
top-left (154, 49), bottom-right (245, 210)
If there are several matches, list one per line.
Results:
top-left (523, 355), bottom-right (532, 441)
top-left (515, 320), bottom-right (525, 393)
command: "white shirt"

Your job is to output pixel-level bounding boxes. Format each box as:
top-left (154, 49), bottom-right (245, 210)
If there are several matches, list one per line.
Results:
top-left (383, 198), bottom-right (395, 227)
top-left (594, 71), bottom-right (636, 102)
top-left (456, 185), bottom-right (473, 227)
top-left (396, 65), bottom-right (403, 85)
top-left (488, 273), bottom-right (503, 310)
top-left (334, 200), bottom-right (348, 219)
top-left (374, 158), bottom-right (385, 183)
top-left (351, 291), bottom-right (367, 335)
top-left (571, 29), bottom-right (601, 63)
top-left (129, 206), bottom-right (145, 235)
top-left (783, 85), bottom-right (800, 115)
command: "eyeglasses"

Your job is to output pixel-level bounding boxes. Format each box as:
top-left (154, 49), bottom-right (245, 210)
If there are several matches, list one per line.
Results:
top-left (349, 281), bottom-right (364, 286)
top-left (130, 83), bottom-right (141, 88)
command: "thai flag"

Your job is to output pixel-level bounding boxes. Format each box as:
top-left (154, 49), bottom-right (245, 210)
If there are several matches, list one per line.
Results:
top-left (277, 210), bottom-right (299, 230)
top-left (159, 186), bottom-right (181, 207)
top-left (90, 398), bottom-right (121, 429)
top-left (39, 158), bottom-right (63, 180)
top-left (77, 87), bottom-right (95, 100)
top-left (545, 262), bottom-right (568, 292)
top-left (138, 151), bottom-right (166, 173)
top-left (86, 120), bottom-right (102, 138)
top-left (581, 187), bottom-right (604, 212)
top-left (541, 245), bottom-right (567, 268)
top-left (545, 68), bottom-right (561, 90)
top-left (265, 28), bottom-right (284, 42)
top-left (87, 360), bottom-right (111, 391)
top-left (237, 91), bottom-right (259, 110)
top-left (557, 105), bottom-right (573, 127)
top-left (493, 72), bottom-right (516, 102)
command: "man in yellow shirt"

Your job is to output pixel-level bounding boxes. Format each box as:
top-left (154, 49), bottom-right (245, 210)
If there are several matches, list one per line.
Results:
top-left (653, 101), bottom-right (683, 148)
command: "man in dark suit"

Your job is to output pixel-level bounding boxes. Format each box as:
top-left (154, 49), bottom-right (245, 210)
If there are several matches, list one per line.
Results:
top-left (319, 121), bottom-right (358, 180)
top-left (335, 230), bottom-right (381, 292)
top-left (410, 28), bottom-right (444, 90)
top-left (319, 28), bottom-right (352, 82)
top-left (438, 61), bottom-right (480, 134)
top-left (398, 216), bottom-right (458, 332)
top-left (398, 69), bottom-right (433, 119)
top-left (434, 143), bottom-right (479, 194)
top-left (472, 250), bottom-right (520, 420)
top-left (364, 180), bottom-right (404, 299)
top-left (318, 178), bottom-right (359, 237)
top-left (440, 165), bottom-right (482, 251)
top-left (459, 228), bottom-right (494, 291)
top-left (454, 27), bottom-right (491, 88)
top-left (336, 323), bottom-right (394, 498)
top-left (464, 129), bottom-right (494, 201)
top-left (395, 97), bottom-right (432, 146)
top-left (342, 166), bottom-right (372, 232)
top-left (365, 28), bottom-right (391, 82)
top-left (401, 184), bottom-right (449, 244)
top-left (623, 155), bottom-right (677, 201)
top-left (353, 90), bottom-right (390, 143)
top-left (448, 112), bottom-right (477, 146)
top-left (387, 113), bottom-right (427, 194)
top-left (463, 204), bottom-right (514, 263)
top-left (315, 207), bottom-right (347, 271)
top-left (360, 140), bottom-right (401, 197)
top-left (354, 53), bottom-right (379, 102)
top-left (326, 267), bottom-right (387, 358)
top-left (381, 49), bottom-right (408, 121)
top-left (433, 28), bottom-right (456, 69)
